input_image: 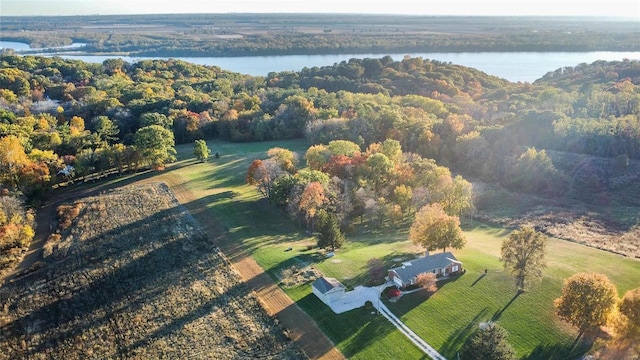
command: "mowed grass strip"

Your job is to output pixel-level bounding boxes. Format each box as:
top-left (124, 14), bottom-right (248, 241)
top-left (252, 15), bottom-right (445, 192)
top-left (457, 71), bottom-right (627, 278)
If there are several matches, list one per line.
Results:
top-left (169, 140), bottom-right (640, 360)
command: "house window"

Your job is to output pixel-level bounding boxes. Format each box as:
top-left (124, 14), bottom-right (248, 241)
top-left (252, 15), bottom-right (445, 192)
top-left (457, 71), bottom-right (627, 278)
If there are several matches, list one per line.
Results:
top-left (452, 265), bottom-right (459, 272)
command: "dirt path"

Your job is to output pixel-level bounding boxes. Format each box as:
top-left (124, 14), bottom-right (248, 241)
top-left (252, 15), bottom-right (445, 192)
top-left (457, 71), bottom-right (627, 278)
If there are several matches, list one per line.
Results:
top-left (142, 172), bottom-right (345, 360)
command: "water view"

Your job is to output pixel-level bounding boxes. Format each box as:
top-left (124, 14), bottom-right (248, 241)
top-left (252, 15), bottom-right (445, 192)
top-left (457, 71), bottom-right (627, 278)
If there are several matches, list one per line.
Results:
top-left (3, 41), bottom-right (640, 82)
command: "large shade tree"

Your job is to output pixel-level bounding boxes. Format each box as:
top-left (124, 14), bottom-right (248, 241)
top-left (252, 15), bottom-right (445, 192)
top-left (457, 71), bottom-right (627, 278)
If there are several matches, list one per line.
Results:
top-left (554, 272), bottom-right (618, 336)
top-left (134, 125), bottom-right (176, 169)
top-left (409, 203), bottom-right (465, 252)
top-left (193, 139), bottom-right (211, 163)
top-left (500, 227), bottom-right (547, 292)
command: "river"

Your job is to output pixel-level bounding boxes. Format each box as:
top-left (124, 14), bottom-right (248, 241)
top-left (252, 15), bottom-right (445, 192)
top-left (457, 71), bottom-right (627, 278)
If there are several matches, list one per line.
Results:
top-left (2, 41), bottom-right (640, 83)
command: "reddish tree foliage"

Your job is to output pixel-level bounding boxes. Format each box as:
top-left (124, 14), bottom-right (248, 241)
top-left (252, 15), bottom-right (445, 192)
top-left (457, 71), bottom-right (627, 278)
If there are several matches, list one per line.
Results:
top-left (246, 159), bottom-right (265, 185)
top-left (416, 272), bottom-right (438, 293)
top-left (322, 155), bottom-right (353, 178)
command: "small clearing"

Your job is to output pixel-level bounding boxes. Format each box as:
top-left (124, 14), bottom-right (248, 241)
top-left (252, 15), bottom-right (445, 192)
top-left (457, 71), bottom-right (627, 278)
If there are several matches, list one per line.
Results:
top-left (0, 183), bottom-right (301, 360)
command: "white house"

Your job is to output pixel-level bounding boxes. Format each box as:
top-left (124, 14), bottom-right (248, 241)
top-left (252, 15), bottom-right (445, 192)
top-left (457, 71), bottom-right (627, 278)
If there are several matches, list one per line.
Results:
top-left (388, 251), bottom-right (463, 288)
top-left (311, 277), bottom-right (346, 307)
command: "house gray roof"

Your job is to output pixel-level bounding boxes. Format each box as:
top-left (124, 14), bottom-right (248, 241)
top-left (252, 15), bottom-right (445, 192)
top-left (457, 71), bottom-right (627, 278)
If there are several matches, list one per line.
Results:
top-left (312, 277), bottom-right (346, 294)
top-left (389, 252), bottom-right (460, 283)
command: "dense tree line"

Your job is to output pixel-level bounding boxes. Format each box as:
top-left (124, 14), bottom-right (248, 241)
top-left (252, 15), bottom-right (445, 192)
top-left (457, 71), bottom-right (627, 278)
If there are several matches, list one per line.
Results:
top-left (1, 53), bottom-right (640, 220)
top-left (247, 140), bottom-right (473, 240)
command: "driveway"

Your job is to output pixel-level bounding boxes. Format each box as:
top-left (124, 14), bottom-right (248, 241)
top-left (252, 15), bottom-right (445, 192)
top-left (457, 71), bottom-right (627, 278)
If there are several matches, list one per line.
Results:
top-left (323, 282), bottom-right (447, 360)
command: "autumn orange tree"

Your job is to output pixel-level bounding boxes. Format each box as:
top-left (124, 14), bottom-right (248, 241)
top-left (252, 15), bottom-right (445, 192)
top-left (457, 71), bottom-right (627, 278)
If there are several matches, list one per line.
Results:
top-left (0, 195), bottom-right (35, 275)
top-left (298, 181), bottom-right (327, 228)
top-left (409, 203), bottom-right (465, 252)
top-left (554, 272), bottom-right (618, 336)
top-left (367, 258), bottom-right (386, 285)
top-left (613, 287), bottom-right (640, 344)
top-left (415, 272), bottom-right (438, 293)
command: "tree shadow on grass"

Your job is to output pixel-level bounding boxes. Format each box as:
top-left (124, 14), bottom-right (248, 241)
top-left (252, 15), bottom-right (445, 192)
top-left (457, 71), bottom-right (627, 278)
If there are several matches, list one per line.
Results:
top-left (470, 273), bottom-right (486, 287)
top-left (491, 290), bottom-right (523, 321)
top-left (524, 335), bottom-right (591, 360)
top-left (439, 307), bottom-right (490, 358)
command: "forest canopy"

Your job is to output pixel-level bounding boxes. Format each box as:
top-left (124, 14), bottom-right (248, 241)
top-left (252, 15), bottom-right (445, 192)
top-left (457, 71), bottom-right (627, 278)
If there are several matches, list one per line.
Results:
top-left (0, 54), bottom-right (639, 261)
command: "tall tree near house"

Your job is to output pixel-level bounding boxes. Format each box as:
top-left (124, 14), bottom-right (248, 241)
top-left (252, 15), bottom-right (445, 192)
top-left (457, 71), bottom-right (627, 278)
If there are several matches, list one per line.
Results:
top-left (393, 184), bottom-right (413, 213)
top-left (500, 227), bottom-right (547, 292)
top-left (193, 139), bottom-right (211, 163)
top-left (364, 152), bottom-right (392, 193)
top-left (555, 272), bottom-right (618, 337)
top-left (367, 258), bottom-right (386, 285)
top-left (315, 209), bottom-right (344, 251)
top-left (409, 203), bottom-right (465, 252)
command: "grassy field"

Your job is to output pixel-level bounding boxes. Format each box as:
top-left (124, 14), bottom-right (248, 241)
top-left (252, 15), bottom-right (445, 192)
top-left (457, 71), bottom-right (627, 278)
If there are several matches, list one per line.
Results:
top-left (385, 224), bottom-right (640, 359)
top-left (168, 140), bottom-right (428, 358)
top-left (158, 140), bottom-right (640, 359)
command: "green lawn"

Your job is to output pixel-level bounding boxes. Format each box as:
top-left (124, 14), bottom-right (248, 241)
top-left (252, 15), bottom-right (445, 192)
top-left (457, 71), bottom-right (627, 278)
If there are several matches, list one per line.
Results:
top-left (384, 224), bottom-right (640, 359)
top-left (169, 139), bottom-right (425, 359)
top-left (165, 140), bottom-right (640, 360)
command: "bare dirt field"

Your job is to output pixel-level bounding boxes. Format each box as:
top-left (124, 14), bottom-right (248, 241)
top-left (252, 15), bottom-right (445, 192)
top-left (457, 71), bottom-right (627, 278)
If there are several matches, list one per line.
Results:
top-left (0, 182), bottom-right (301, 359)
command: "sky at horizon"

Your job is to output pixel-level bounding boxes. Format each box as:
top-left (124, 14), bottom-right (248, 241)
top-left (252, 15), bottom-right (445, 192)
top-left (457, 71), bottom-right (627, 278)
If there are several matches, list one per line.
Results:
top-left (1, 0), bottom-right (640, 19)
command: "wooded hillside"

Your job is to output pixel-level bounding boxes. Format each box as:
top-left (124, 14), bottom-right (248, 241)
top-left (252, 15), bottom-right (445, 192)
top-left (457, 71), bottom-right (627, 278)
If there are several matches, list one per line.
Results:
top-left (1, 53), bottom-right (639, 258)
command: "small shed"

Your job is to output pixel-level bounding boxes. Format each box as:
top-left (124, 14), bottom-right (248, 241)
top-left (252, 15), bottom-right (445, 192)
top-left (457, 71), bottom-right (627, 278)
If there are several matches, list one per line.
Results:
top-left (312, 277), bottom-right (346, 307)
top-left (388, 252), bottom-right (462, 288)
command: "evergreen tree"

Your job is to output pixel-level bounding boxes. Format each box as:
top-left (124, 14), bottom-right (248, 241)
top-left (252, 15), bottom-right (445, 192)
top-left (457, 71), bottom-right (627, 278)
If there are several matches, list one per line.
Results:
top-left (315, 209), bottom-right (345, 251)
top-left (460, 323), bottom-right (516, 360)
